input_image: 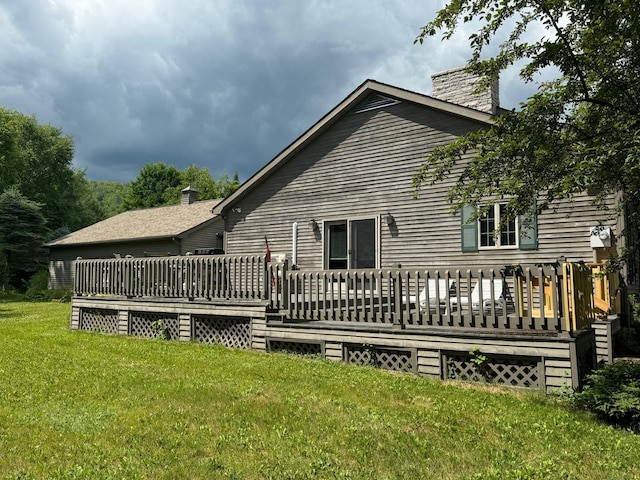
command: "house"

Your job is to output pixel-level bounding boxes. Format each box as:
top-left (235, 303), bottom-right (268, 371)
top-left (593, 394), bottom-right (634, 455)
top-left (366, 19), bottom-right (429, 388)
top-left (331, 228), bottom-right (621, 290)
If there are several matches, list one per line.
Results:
top-left (214, 67), bottom-right (622, 274)
top-left (68, 67), bottom-right (626, 391)
top-left (46, 187), bottom-right (224, 289)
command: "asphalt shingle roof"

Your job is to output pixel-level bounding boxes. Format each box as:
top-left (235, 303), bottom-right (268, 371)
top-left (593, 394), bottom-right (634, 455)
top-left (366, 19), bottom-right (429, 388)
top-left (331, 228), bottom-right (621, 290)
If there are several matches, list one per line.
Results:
top-left (46, 199), bottom-right (222, 247)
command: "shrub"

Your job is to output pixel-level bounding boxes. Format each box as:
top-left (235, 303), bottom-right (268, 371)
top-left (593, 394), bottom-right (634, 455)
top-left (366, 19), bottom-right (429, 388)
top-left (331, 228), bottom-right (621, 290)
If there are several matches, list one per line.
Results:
top-left (0, 289), bottom-right (26, 302)
top-left (618, 295), bottom-right (640, 356)
top-left (25, 270), bottom-right (72, 302)
top-left (574, 361), bottom-right (640, 431)
top-left (25, 270), bottom-right (49, 294)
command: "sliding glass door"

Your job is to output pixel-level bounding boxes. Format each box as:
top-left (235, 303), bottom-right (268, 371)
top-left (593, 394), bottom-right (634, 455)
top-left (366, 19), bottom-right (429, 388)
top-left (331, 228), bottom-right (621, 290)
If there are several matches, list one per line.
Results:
top-left (325, 218), bottom-right (377, 269)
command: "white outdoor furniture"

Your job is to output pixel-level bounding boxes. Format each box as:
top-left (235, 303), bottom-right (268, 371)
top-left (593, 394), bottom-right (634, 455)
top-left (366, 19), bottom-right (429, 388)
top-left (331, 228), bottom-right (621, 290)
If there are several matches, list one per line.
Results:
top-left (450, 278), bottom-right (504, 313)
top-left (403, 278), bottom-right (454, 311)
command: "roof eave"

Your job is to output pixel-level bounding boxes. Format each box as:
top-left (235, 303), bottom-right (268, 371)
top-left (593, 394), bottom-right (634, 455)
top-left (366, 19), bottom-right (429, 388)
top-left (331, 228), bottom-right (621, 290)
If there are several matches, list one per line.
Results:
top-left (46, 234), bottom-right (178, 248)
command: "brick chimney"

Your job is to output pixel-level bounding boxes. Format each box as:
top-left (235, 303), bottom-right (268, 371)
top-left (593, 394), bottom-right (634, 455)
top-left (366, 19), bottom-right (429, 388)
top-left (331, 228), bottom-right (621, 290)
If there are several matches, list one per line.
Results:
top-left (431, 66), bottom-right (499, 114)
top-left (181, 185), bottom-right (199, 205)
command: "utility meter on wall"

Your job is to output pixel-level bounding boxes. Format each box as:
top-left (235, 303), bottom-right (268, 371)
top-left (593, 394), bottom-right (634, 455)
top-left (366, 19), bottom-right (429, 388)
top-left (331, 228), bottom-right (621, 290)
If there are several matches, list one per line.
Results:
top-left (590, 226), bottom-right (611, 248)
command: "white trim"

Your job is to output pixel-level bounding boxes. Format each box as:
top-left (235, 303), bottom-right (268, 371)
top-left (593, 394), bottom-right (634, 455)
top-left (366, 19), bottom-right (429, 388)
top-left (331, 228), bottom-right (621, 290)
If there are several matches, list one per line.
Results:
top-left (478, 204), bottom-right (519, 250)
top-left (322, 216), bottom-right (380, 269)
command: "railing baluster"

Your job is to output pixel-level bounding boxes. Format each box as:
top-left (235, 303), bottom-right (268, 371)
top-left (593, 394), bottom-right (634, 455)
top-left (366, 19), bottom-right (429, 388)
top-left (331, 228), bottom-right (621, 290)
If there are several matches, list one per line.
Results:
top-left (312, 271), bottom-right (319, 320)
top-left (535, 266), bottom-right (545, 330)
top-left (327, 271), bottom-right (334, 321)
top-left (393, 269), bottom-right (402, 328)
top-left (443, 269), bottom-right (452, 327)
top-left (424, 270), bottom-right (432, 326)
top-left (464, 269), bottom-right (473, 328)
top-left (322, 270), bottom-right (331, 320)
top-left (302, 271), bottom-right (309, 320)
top-left (550, 266), bottom-right (560, 332)
top-left (365, 271), bottom-right (372, 323)
top-left (292, 270), bottom-right (300, 319)
top-left (345, 271), bottom-right (352, 322)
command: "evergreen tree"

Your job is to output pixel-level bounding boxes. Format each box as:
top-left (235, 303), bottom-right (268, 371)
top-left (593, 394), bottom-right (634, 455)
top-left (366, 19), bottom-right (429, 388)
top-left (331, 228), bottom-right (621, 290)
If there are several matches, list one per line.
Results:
top-left (0, 189), bottom-right (48, 290)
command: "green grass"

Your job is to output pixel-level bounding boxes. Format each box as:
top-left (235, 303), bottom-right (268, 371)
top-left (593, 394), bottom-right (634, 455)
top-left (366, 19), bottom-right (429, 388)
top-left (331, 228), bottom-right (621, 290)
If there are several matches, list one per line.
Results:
top-left (0, 300), bottom-right (639, 479)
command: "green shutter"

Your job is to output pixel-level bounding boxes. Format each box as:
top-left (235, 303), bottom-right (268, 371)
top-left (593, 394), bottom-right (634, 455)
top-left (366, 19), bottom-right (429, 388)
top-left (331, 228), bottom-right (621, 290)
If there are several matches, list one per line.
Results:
top-left (519, 201), bottom-right (538, 250)
top-left (461, 205), bottom-right (478, 252)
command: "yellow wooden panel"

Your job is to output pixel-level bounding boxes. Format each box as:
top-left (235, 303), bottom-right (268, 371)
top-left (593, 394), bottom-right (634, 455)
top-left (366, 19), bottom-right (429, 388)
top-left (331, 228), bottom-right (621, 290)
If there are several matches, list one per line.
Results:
top-left (517, 275), bottom-right (554, 318)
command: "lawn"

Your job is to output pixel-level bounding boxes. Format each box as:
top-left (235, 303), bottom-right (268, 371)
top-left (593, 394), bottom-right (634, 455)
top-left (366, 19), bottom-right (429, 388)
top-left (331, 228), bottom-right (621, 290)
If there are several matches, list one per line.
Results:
top-left (0, 300), bottom-right (639, 479)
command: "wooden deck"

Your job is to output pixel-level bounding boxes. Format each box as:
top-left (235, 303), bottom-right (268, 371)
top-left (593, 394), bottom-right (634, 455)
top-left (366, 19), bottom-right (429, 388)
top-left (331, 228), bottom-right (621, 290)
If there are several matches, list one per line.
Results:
top-left (70, 255), bottom-right (621, 391)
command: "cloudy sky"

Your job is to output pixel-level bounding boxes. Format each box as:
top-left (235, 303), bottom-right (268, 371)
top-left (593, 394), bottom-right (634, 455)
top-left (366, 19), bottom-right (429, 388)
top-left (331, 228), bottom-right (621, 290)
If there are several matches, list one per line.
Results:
top-left (0, 0), bottom-right (545, 183)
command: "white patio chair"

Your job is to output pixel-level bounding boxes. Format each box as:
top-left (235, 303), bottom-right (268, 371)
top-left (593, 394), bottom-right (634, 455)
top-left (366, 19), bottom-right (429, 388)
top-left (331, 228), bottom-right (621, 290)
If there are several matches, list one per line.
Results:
top-left (450, 278), bottom-right (504, 313)
top-left (403, 278), bottom-right (453, 311)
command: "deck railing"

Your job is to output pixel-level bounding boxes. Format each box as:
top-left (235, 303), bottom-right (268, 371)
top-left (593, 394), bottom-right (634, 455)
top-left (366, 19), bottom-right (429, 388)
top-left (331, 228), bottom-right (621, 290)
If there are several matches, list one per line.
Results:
top-left (74, 255), bottom-right (268, 301)
top-left (269, 262), bottom-right (603, 334)
top-left (74, 256), bottom-right (600, 334)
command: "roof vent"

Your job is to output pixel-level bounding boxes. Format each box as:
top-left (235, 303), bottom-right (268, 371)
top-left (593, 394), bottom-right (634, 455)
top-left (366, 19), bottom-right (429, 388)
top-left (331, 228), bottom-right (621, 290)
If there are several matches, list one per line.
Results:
top-left (181, 185), bottom-right (199, 205)
top-left (353, 94), bottom-right (400, 114)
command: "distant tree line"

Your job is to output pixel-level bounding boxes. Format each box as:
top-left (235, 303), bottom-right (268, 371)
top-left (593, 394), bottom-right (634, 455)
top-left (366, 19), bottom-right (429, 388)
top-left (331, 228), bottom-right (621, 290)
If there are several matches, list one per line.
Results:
top-left (0, 107), bottom-right (240, 291)
top-left (118, 162), bottom-right (240, 211)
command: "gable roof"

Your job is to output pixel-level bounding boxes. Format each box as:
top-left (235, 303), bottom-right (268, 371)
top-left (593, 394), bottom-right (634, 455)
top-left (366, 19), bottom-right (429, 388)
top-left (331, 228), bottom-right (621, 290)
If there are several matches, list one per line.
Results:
top-left (46, 199), bottom-right (222, 247)
top-left (212, 79), bottom-right (494, 215)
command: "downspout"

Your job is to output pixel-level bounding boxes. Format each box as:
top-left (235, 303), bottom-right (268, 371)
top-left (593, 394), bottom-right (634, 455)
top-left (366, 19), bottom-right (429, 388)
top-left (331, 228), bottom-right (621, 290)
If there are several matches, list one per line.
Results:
top-left (292, 222), bottom-right (298, 267)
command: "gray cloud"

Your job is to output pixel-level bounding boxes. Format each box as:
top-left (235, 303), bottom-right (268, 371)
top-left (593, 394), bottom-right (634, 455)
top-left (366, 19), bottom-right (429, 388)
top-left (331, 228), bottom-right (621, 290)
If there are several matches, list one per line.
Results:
top-left (0, 0), bottom-right (545, 183)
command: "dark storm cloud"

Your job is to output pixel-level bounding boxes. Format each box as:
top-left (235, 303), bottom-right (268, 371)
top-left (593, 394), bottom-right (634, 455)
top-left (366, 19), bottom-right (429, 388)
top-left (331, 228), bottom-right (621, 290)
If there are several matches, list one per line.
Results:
top-left (0, 0), bottom-right (547, 183)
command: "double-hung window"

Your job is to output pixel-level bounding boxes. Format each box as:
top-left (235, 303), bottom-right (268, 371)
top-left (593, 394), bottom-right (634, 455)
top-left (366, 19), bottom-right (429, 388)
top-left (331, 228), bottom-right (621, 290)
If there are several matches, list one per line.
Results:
top-left (461, 203), bottom-right (537, 252)
top-left (479, 204), bottom-right (517, 248)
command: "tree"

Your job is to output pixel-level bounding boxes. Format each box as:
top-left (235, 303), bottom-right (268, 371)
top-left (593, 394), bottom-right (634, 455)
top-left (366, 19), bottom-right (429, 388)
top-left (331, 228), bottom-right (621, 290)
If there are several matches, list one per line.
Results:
top-left (114, 163), bottom-right (241, 211)
top-left (0, 107), bottom-right (104, 233)
top-left (0, 108), bottom-right (76, 231)
top-left (64, 170), bottom-right (105, 231)
top-left (160, 165), bottom-right (241, 204)
top-left (91, 181), bottom-right (130, 218)
top-left (413, 1), bottom-right (640, 261)
top-left (122, 162), bottom-right (182, 210)
top-left (217, 172), bottom-right (241, 198)
top-left (0, 189), bottom-right (48, 290)
top-left (163, 164), bottom-right (219, 203)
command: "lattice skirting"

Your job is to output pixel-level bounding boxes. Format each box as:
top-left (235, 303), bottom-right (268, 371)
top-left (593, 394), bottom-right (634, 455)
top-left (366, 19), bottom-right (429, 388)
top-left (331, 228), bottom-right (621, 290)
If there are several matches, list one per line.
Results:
top-left (193, 315), bottom-right (251, 349)
top-left (344, 344), bottom-right (416, 373)
top-left (444, 352), bottom-right (541, 388)
top-left (79, 308), bottom-right (119, 334)
top-left (129, 312), bottom-right (180, 340)
top-left (267, 339), bottom-right (323, 357)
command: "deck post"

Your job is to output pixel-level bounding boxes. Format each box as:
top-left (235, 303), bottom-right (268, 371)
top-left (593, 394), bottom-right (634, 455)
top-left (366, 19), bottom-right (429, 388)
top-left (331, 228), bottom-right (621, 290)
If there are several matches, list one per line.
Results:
top-left (118, 310), bottom-right (129, 335)
top-left (263, 257), bottom-right (270, 301)
top-left (178, 313), bottom-right (191, 342)
top-left (70, 305), bottom-right (80, 330)
top-left (280, 260), bottom-right (289, 311)
top-left (393, 270), bottom-right (404, 329)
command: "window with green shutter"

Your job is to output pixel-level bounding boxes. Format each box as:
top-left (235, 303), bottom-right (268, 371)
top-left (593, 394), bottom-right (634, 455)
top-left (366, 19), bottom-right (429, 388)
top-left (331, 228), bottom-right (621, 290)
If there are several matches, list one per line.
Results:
top-left (461, 203), bottom-right (538, 251)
